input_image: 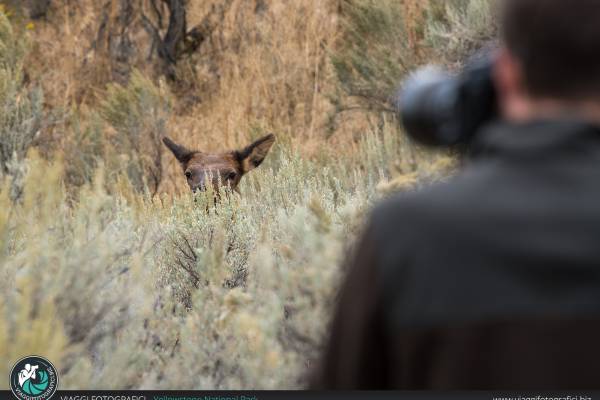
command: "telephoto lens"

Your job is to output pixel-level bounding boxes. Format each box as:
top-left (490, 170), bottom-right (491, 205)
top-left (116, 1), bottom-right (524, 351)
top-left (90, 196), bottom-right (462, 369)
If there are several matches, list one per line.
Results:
top-left (395, 54), bottom-right (497, 147)
top-left (395, 66), bottom-right (462, 146)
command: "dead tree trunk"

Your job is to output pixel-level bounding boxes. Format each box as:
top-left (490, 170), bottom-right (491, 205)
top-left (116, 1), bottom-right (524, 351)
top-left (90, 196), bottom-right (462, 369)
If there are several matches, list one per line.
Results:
top-left (91, 0), bottom-right (232, 82)
top-left (94, 0), bottom-right (140, 84)
top-left (142, 0), bottom-right (233, 80)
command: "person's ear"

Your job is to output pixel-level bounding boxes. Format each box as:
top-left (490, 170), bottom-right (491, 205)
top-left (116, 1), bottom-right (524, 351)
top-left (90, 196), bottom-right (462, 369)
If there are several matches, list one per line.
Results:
top-left (236, 134), bottom-right (276, 173)
top-left (162, 136), bottom-right (195, 165)
top-left (493, 47), bottom-right (530, 121)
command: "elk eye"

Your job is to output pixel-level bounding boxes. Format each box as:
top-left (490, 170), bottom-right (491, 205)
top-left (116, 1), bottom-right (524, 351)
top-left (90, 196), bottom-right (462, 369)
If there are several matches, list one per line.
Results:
top-left (185, 171), bottom-right (192, 179)
top-left (227, 171), bottom-right (237, 180)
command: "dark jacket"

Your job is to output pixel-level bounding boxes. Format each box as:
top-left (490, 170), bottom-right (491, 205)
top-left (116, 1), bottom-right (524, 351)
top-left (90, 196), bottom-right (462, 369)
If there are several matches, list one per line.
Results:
top-left (313, 119), bottom-right (600, 389)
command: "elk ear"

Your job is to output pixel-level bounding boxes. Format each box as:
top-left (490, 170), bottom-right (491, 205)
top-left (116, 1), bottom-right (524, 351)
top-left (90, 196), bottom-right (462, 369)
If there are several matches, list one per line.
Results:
top-left (236, 134), bottom-right (276, 173)
top-left (163, 136), bottom-right (194, 164)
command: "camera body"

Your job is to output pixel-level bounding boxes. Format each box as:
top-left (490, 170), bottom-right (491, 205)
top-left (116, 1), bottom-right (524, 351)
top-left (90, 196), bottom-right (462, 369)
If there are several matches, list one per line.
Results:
top-left (396, 54), bottom-right (497, 147)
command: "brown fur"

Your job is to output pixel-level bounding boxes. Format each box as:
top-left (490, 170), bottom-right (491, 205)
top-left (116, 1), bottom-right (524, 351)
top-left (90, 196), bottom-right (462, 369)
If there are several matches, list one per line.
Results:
top-left (162, 134), bottom-right (276, 193)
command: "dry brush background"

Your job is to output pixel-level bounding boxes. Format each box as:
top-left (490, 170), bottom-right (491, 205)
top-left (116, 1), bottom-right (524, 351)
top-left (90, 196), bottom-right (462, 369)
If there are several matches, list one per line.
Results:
top-left (0, 0), bottom-right (496, 389)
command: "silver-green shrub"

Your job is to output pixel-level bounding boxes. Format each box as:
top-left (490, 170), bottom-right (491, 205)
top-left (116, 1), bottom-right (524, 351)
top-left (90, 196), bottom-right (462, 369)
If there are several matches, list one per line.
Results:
top-left (0, 12), bottom-right (44, 197)
top-left (426, 0), bottom-right (499, 67)
top-left (0, 118), bottom-right (450, 389)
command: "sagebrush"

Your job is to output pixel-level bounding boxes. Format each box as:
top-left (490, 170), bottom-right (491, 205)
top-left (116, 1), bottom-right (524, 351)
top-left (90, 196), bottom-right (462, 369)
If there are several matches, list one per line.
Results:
top-left (0, 0), bottom-right (493, 389)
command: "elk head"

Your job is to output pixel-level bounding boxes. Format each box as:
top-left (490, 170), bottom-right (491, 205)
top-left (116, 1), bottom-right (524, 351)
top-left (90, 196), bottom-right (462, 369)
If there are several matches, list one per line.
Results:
top-left (163, 134), bottom-right (276, 193)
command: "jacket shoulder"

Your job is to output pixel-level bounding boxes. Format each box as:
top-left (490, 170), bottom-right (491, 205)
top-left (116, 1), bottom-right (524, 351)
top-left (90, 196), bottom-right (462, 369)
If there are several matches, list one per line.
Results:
top-left (372, 170), bottom-right (485, 234)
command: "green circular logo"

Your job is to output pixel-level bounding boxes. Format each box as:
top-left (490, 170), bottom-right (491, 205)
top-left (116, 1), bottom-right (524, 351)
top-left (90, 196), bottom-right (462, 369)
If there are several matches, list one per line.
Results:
top-left (9, 356), bottom-right (59, 400)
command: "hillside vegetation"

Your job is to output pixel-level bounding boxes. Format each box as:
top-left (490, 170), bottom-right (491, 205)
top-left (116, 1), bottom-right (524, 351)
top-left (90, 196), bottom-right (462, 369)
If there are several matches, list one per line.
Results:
top-left (0, 0), bottom-right (496, 389)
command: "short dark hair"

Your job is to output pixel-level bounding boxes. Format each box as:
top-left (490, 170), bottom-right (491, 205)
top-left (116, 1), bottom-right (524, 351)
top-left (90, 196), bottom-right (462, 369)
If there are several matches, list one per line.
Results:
top-left (502, 0), bottom-right (600, 100)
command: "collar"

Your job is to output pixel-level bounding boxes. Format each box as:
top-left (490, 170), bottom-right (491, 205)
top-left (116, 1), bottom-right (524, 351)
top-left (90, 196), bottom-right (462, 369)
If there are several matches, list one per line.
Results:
top-left (469, 118), bottom-right (600, 159)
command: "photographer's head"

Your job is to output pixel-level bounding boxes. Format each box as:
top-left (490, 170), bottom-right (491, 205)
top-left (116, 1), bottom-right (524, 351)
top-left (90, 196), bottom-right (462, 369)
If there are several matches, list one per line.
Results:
top-left (496, 0), bottom-right (600, 122)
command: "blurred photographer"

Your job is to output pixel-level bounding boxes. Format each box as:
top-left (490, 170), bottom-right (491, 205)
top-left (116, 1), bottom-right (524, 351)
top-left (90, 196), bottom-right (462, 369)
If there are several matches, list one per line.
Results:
top-left (312, 0), bottom-right (600, 389)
